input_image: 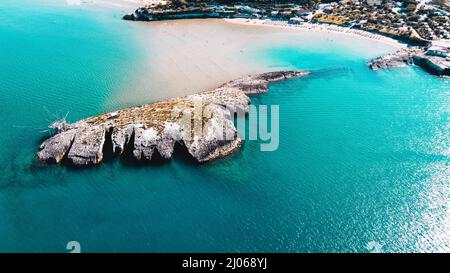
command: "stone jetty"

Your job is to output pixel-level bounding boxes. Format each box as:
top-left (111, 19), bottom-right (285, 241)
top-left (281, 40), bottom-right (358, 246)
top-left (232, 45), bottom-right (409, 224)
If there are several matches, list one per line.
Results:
top-left (38, 71), bottom-right (308, 166)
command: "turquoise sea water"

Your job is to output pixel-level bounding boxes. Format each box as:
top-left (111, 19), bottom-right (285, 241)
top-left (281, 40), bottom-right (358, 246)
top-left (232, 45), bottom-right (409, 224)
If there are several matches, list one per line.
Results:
top-left (0, 1), bottom-right (449, 252)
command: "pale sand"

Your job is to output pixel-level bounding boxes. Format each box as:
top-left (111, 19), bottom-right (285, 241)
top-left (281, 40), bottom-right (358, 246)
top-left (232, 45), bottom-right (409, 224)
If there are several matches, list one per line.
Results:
top-left (108, 18), bottom-right (405, 108)
top-left (225, 18), bottom-right (407, 49)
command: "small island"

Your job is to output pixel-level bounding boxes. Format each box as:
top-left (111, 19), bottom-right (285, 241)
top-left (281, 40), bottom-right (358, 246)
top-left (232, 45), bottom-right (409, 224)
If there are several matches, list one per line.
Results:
top-left (38, 71), bottom-right (308, 166)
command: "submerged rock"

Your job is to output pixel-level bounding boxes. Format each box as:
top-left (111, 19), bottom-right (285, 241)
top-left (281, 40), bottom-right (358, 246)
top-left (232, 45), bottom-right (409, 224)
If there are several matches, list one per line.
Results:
top-left (38, 71), bottom-right (308, 166)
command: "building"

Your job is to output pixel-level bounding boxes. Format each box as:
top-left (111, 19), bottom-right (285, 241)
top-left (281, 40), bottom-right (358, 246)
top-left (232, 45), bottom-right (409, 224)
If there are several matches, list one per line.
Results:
top-left (426, 45), bottom-right (450, 57)
top-left (289, 17), bottom-right (305, 24)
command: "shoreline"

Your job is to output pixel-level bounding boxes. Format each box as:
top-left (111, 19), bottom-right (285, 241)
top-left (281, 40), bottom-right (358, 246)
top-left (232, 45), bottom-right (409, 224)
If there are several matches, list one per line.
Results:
top-left (223, 18), bottom-right (407, 49)
top-left (112, 17), bottom-right (407, 106)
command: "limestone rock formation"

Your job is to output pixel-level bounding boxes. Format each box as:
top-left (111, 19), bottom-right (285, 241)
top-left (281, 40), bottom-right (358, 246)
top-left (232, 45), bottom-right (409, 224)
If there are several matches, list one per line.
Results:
top-left (38, 71), bottom-right (308, 166)
top-left (368, 47), bottom-right (424, 70)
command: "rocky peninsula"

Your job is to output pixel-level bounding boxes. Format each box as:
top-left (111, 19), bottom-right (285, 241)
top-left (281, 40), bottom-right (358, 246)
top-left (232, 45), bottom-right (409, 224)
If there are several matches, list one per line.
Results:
top-left (38, 71), bottom-right (308, 166)
top-left (368, 47), bottom-right (424, 70)
top-left (368, 45), bottom-right (450, 76)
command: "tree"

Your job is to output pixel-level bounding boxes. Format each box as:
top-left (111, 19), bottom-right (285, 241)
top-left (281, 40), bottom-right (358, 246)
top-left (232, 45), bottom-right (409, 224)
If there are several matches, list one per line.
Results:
top-left (405, 4), bottom-right (417, 13)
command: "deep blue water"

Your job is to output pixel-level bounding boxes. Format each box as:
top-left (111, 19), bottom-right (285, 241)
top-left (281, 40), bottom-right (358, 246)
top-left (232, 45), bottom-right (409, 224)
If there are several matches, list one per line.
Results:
top-left (0, 0), bottom-right (448, 252)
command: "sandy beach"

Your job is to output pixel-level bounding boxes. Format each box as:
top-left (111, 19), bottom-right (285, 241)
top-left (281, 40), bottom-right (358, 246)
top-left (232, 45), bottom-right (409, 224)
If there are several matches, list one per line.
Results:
top-left (110, 18), bottom-right (405, 108)
top-left (224, 18), bottom-right (407, 49)
top-left (91, 0), bottom-right (404, 50)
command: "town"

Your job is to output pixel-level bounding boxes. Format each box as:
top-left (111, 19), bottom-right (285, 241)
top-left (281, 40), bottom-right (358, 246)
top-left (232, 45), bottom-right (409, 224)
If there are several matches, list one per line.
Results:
top-left (125, 0), bottom-right (450, 43)
top-left (123, 0), bottom-right (450, 75)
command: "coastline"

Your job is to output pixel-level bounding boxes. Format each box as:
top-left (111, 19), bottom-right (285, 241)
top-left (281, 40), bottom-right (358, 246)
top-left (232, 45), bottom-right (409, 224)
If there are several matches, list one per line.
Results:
top-left (224, 18), bottom-right (407, 49)
top-left (116, 18), bottom-right (404, 107)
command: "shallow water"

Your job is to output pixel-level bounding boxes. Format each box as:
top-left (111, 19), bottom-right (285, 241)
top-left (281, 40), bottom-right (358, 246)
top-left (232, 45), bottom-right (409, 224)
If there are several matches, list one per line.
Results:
top-left (0, 0), bottom-right (448, 252)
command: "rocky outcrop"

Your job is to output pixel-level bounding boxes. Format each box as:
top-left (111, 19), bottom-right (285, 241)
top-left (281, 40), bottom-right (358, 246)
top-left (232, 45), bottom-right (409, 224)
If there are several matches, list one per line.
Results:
top-left (122, 7), bottom-right (224, 22)
top-left (122, 2), bottom-right (290, 23)
top-left (38, 130), bottom-right (75, 163)
top-left (67, 125), bottom-right (106, 165)
top-left (38, 71), bottom-right (308, 166)
top-left (368, 47), bottom-right (424, 70)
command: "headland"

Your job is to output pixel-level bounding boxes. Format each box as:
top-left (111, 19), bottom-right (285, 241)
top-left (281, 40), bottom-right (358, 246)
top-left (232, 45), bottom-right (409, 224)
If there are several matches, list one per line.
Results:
top-left (38, 71), bottom-right (308, 166)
